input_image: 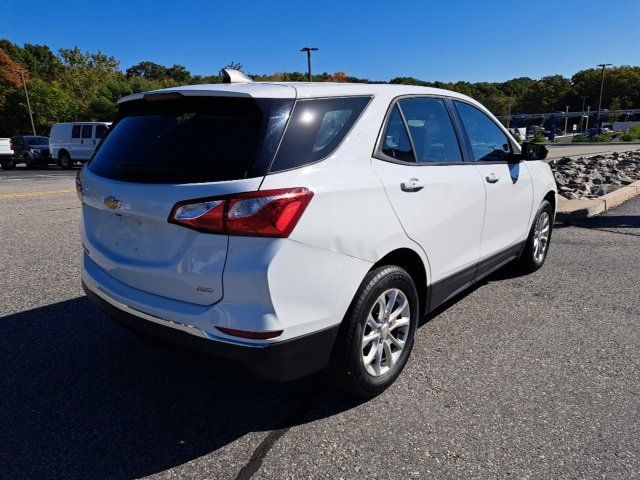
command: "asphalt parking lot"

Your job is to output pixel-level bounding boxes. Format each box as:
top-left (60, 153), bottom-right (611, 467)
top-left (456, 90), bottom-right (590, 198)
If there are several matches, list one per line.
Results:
top-left (1, 165), bottom-right (639, 479)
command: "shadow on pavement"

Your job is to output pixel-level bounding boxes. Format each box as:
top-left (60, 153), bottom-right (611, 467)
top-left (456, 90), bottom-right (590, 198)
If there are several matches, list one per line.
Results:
top-left (556, 215), bottom-right (640, 229)
top-left (0, 297), bottom-right (362, 479)
top-left (420, 260), bottom-right (531, 326)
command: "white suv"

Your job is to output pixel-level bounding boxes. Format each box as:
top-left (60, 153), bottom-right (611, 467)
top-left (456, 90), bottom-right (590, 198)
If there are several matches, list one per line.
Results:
top-left (79, 77), bottom-right (556, 397)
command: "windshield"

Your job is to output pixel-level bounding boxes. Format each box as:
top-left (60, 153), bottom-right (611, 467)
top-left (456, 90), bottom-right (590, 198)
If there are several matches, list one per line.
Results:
top-left (89, 96), bottom-right (293, 184)
top-left (26, 136), bottom-right (49, 146)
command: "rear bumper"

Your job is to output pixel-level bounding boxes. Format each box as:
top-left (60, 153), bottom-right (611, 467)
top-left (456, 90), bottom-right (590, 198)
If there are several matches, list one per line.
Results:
top-left (83, 280), bottom-right (340, 381)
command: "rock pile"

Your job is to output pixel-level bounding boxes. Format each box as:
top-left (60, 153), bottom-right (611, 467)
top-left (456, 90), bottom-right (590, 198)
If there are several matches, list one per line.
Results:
top-left (549, 151), bottom-right (640, 200)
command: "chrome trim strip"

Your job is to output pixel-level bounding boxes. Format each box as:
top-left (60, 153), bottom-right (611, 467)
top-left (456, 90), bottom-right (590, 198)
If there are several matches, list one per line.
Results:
top-left (83, 278), bottom-right (267, 349)
top-left (89, 281), bottom-right (209, 338)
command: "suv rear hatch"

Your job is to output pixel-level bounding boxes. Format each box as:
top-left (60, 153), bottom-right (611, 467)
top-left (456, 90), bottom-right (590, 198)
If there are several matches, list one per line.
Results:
top-left (80, 88), bottom-right (295, 305)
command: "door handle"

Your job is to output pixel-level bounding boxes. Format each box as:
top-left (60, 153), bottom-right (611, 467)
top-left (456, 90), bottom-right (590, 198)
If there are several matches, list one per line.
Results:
top-left (485, 173), bottom-right (500, 183)
top-left (401, 178), bottom-right (424, 192)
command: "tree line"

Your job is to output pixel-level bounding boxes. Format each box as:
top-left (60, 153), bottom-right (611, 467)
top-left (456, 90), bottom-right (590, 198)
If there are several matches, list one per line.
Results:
top-left (1, 39), bottom-right (639, 136)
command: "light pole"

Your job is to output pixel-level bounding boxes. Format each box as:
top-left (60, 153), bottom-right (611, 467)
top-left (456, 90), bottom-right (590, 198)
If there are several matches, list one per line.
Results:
top-left (564, 106), bottom-right (569, 135)
top-left (596, 63), bottom-right (612, 133)
top-left (20, 70), bottom-right (36, 135)
top-left (300, 47), bottom-right (318, 82)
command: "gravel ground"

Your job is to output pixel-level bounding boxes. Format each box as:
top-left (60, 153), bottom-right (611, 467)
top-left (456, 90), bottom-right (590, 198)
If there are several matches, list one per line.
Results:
top-left (1, 167), bottom-right (639, 479)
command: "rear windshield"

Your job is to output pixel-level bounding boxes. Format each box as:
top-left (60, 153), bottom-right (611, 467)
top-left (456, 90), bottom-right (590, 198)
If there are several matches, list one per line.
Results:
top-left (89, 96), bottom-right (293, 184)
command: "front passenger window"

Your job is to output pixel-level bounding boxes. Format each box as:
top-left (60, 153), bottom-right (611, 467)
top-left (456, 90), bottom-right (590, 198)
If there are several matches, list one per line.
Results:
top-left (455, 102), bottom-right (511, 162)
top-left (95, 124), bottom-right (108, 139)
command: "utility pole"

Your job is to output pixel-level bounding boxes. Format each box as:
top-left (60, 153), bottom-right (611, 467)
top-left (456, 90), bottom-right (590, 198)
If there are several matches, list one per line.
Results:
top-left (596, 63), bottom-right (612, 133)
top-left (564, 106), bottom-right (569, 135)
top-left (507, 103), bottom-right (512, 129)
top-left (585, 106), bottom-right (591, 133)
top-left (20, 70), bottom-right (36, 135)
top-left (579, 95), bottom-right (588, 131)
top-left (300, 47), bottom-right (318, 82)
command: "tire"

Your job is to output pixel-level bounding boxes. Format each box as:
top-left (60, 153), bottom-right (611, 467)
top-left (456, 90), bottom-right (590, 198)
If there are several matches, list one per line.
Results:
top-left (1, 160), bottom-right (15, 170)
top-left (329, 265), bottom-right (419, 398)
top-left (24, 155), bottom-right (34, 169)
top-left (59, 151), bottom-right (73, 169)
top-left (515, 200), bottom-right (553, 273)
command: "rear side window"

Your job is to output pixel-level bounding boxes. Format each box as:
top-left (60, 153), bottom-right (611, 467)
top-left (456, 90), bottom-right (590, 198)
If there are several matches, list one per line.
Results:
top-left (89, 97), bottom-right (293, 184)
top-left (454, 101), bottom-right (511, 162)
top-left (269, 96), bottom-right (371, 173)
top-left (95, 124), bottom-right (108, 139)
top-left (71, 125), bottom-right (81, 138)
top-left (398, 98), bottom-right (462, 164)
top-left (81, 125), bottom-right (93, 139)
top-left (381, 105), bottom-right (414, 162)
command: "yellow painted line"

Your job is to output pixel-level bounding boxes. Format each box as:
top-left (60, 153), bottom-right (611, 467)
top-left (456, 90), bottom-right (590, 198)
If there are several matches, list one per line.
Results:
top-left (0, 188), bottom-right (75, 200)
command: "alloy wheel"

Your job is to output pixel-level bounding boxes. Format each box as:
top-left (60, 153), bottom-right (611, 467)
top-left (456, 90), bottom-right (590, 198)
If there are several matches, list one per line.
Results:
top-left (361, 288), bottom-right (411, 377)
top-left (533, 211), bottom-right (550, 263)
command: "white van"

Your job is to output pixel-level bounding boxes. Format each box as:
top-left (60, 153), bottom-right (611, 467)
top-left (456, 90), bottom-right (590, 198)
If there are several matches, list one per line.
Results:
top-left (49, 122), bottom-right (111, 169)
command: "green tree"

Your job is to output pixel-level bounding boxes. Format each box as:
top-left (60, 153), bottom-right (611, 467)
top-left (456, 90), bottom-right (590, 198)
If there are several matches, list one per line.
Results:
top-left (126, 61), bottom-right (169, 81)
top-left (519, 75), bottom-right (574, 113)
top-left (608, 97), bottom-right (622, 122)
top-left (28, 79), bottom-right (76, 132)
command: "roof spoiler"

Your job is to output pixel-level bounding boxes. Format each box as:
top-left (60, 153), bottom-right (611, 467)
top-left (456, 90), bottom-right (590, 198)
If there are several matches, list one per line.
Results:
top-left (220, 68), bottom-right (253, 84)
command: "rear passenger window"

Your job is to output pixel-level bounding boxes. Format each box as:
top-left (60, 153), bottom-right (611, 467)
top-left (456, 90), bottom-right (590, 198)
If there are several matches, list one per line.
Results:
top-left (398, 98), bottom-right (462, 164)
top-left (72, 125), bottom-right (81, 138)
top-left (381, 105), bottom-right (414, 162)
top-left (454, 102), bottom-right (511, 162)
top-left (269, 96), bottom-right (371, 173)
top-left (95, 124), bottom-right (108, 139)
top-left (82, 125), bottom-right (93, 139)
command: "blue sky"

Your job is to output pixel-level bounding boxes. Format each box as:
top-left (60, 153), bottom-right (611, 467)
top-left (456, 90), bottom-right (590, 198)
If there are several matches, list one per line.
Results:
top-left (1, 0), bottom-right (638, 82)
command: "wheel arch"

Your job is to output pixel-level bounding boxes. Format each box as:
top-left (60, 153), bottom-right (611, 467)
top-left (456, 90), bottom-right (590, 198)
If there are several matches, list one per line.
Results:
top-left (58, 148), bottom-right (70, 159)
top-left (543, 190), bottom-right (556, 219)
top-left (370, 247), bottom-right (429, 316)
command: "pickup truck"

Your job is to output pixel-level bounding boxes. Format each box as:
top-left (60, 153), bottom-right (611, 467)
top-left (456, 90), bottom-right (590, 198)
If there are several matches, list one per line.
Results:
top-left (0, 138), bottom-right (15, 170)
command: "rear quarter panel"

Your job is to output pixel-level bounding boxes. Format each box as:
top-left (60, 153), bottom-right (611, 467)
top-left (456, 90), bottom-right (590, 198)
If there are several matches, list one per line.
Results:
top-left (258, 93), bottom-right (431, 332)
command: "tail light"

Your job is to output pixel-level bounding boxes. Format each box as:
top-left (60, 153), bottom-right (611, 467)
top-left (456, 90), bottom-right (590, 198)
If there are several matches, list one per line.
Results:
top-left (169, 187), bottom-right (313, 238)
top-left (9, 138), bottom-right (14, 150)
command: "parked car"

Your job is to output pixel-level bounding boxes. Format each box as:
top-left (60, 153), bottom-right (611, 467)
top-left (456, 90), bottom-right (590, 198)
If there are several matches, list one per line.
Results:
top-left (10, 135), bottom-right (51, 168)
top-left (79, 76), bottom-right (556, 397)
top-left (0, 137), bottom-right (14, 170)
top-left (49, 122), bottom-right (111, 169)
top-left (526, 126), bottom-right (549, 138)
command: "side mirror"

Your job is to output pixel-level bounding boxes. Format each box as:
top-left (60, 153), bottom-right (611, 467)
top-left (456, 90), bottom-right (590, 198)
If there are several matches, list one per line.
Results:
top-left (521, 141), bottom-right (548, 160)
